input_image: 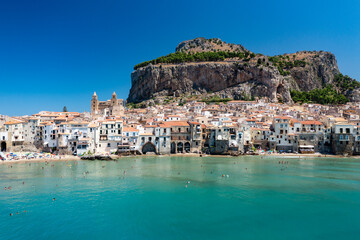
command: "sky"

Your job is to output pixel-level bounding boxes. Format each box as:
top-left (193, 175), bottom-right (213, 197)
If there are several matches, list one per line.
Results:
top-left (0, 0), bottom-right (359, 116)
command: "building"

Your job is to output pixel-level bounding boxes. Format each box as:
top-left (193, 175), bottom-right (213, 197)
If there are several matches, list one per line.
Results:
top-left (91, 92), bottom-right (124, 117)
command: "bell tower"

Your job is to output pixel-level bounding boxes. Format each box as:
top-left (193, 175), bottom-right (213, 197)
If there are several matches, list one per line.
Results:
top-left (111, 91), bottom-right (118, 106)
top-left (91, 92), bottom-right (99, 116)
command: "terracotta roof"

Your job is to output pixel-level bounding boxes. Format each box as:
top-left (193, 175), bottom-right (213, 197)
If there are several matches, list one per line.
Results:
top-left (123, 127), bottom-right (139, 132)
top-left (159, 121), bottom-right (189, 127)
top-left (301, 121), bottom-right (323, 125)
top-left (4, 119), bottom-right (25, 125)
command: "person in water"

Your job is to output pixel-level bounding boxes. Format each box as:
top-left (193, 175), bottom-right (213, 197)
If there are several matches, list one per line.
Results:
top-left (53, 198), bottom-right (56, 201)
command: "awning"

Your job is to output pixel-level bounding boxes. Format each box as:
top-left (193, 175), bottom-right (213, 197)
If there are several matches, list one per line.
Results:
top-left (299, 145), bottom-right (314, 148)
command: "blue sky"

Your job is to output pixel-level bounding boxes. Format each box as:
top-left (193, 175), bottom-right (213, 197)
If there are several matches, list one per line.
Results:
top-left (1, 0), bottom-right (359, 116)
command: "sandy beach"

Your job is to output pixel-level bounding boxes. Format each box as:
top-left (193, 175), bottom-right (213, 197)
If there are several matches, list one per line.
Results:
top-left (0, 154), bottom-right (79, 164)
top-left (1, 151), bottom-right (358, 165)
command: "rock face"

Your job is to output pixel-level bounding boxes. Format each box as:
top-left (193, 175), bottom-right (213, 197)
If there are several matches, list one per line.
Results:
top-left (175, 37), bottom-right (248, 53)
top-left (128, 38), bottom-right (347, 103)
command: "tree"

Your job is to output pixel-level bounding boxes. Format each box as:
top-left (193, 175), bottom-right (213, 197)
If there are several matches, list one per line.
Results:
top-left (63, 106), bottom-right (68, 112)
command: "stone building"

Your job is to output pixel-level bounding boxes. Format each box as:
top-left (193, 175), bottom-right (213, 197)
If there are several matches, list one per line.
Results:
top-left (331, 123), bottom-right (355, 155)
top-left (91, 92), bottom-right (124, 117)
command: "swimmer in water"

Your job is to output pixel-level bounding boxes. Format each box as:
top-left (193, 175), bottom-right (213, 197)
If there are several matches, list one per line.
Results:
top-left (10, 213), bottom-right (13, 216)
top-left (53, 198), bottom-right (56, 201)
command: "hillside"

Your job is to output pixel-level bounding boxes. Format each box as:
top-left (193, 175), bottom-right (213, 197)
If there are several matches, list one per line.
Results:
top-left (128, 38), bottom-right (360, 104)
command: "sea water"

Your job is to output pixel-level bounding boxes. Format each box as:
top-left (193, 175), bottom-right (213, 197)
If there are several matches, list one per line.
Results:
top-left (0, 156), bottom-right (360, 240)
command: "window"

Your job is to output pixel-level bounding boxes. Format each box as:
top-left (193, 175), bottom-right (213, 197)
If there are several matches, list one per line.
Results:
top-left (340, 128), bottom-right (343, 133)
top-left (107, 143), bottom-right (111, 147)
top-left (346, 128), bottom-right (350, 134)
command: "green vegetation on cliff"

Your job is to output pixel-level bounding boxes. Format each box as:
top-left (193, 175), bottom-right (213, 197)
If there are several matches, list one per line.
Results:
top-left (334, 73), bottom-right (360, 91)
top-left (134, 51), bottom-right (254, 70)
top-left (200, 95), bottom-right (233, 104)
top-left (291, 74), bottom-right (360, 105)
top-left (290, 85), bottom-right (348, 105)
top-left (268, 55), bottom-right (306, 76)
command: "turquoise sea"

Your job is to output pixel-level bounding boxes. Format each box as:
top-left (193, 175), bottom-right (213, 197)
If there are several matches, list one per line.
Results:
top-left (1, 156), bottom-right (360, 240)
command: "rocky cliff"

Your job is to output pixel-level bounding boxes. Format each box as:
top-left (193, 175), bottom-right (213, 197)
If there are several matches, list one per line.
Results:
top-left (128, 38), bottom-right (357, 104)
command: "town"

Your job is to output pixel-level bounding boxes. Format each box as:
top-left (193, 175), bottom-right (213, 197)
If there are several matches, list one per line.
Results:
top-left (1, 91), bottom-right (360, 158)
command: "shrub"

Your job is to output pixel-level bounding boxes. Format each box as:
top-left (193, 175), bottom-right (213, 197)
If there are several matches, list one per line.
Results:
top-left (291, 85), bottom-right (349, 105)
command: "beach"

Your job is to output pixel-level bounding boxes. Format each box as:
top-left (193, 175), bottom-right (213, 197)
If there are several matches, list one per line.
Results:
top-left (1, 150), bottom-right (358, 165)
top-left (0, 152), bottom-right (79, 164)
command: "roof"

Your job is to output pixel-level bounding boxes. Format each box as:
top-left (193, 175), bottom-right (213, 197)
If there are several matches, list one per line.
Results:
top-left (301, 121), bottom-right (323, 125)
top-left (88, 123), bottom-right (97, 128)
top-left (4, 119), bottom-right (25, 125)
top-left (123, 127), bottom-right (139, 132)
top-left (160, 121), bottom-right (190, 127)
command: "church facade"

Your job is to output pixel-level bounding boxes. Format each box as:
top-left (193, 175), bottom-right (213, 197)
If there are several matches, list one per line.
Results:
top-left (91, 92), bottom-right (124, 117)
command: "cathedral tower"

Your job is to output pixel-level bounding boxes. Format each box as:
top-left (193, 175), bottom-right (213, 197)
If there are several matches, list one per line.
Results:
top-left (91, 92), bottom-right (99, 116)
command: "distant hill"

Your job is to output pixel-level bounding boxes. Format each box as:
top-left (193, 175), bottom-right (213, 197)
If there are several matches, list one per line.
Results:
top-left (128, 37), bottom-right (360, 105)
